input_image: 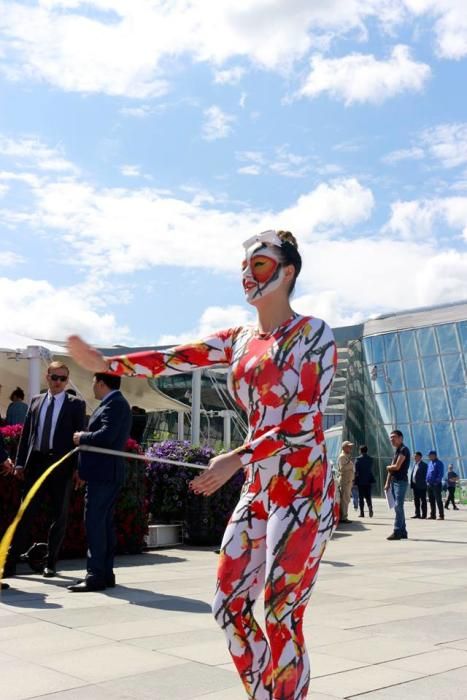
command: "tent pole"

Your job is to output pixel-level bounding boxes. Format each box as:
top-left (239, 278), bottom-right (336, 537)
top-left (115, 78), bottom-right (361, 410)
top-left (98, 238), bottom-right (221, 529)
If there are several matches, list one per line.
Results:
top-left (27, 346), bottom-right (41, 401)
top-left (191, 370), bottom-right (202, 446)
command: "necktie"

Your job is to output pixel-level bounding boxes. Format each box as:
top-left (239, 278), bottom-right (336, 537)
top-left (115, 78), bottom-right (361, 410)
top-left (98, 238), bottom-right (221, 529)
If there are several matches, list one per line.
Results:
top-left (40, 396), bottom-right (55, 453)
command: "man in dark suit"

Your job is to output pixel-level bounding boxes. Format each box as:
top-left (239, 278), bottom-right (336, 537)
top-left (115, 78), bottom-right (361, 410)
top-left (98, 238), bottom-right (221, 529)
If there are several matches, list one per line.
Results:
top-left (68, 373), bottom-right (131, 592)
top-left (354, 445), bottom-right (375, 517)
top-left (410, 451), bottom-right (428, 519)
top-left (6, 362), bottom-right (86, 578)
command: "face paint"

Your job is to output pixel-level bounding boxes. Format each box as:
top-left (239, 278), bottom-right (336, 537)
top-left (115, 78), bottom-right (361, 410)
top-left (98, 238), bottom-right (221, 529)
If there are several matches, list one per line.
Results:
top-left (242, 243), bottom-right (285, 303)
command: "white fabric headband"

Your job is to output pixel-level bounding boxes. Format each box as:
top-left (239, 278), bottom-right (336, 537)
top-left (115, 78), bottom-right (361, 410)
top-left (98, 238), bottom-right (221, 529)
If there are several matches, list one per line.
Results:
top-left (242, 229), bottom-right (283, 252)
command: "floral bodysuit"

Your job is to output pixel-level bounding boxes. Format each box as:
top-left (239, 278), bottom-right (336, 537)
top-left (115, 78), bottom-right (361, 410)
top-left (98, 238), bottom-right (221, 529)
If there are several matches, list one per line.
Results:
top-left (109, 312), bottom-right (337, 700)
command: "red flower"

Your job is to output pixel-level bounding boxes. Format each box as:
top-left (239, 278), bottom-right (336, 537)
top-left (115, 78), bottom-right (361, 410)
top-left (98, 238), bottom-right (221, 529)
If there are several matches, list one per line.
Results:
top-left (251, 438), bottom-right (284, 463)
top-left (297, 361), bottom-right (320, 405)
top-left (277, 517), bottom-right (318, 575)
top-left (250, 500), bottom-right (268, 520)
top-left (313, 413), bottom-right (324, 444)
top-left (266, 621), bottom-right (292, 665)
top-left (269, 475), bottom-right (296, 508)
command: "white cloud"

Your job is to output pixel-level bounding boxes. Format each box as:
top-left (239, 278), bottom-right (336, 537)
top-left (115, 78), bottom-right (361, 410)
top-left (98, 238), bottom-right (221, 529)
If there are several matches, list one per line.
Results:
top-left (0, 276), bottom-right (128, 344)
top-left (237, 165), bottom-right (261, 176)
top-left (404, 0), bottom-right (467, 59)
top-left (384, 195), bottom-right (467, 241)
top-left (0, 1), bottom-right (424, 99)
top-left (213, 66), bottom-right (245, 85)
top-left (277, 178), bottom-right (375, 235)
top-left (269, 146), bottom-right (311, 178)
top-left (421, 122), bottom-right (467, 168)
top-left (119, 105), bottom-right (153, 118)
top-left (120, 164), bottom-right (142, 177)
top-left (0, 135), bottom-right (78, 172)
top-left (383, 146), bottom-right (425, 164)
top-left (157, 305), bottom-right (254, 345)
top-left (0, 250), bottom-right (24, 266)
top-left (299, 45), bottom-right (431, 104)
top-left (202, 105), bottom-right (235, 141)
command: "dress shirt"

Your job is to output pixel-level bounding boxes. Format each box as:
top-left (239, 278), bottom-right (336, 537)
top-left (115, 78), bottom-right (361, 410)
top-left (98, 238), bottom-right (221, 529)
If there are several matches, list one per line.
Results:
top-left (35, 390), bottom-right (66, 451)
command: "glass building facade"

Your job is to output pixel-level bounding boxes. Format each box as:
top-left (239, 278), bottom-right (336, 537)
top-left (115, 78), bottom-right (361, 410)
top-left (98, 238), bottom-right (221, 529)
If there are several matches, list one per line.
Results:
top-left (340, 304), bottom-right (467, 494)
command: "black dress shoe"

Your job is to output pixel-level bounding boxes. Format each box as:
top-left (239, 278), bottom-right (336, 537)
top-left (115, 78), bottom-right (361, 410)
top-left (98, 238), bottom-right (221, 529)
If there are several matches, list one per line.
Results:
top-left (106, 574), bottom-right (116, 588)
top-left (68, 580), bottom-right (106, 592)
top-left (43, 567), bottom-right (56, 578)
top-left (369, 510), bottom-right (373, 518)
top-left (1, 582), bottom-right (10, 590)
top-left (387, 532), bottom-right (402, 540)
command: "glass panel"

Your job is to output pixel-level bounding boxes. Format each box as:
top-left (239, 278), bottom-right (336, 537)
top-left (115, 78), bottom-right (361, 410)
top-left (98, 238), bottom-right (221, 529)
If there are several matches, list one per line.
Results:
top-left (421, 356), bottom-right (444, 388)
top-left (457, 321), bottom-right (467, 350)
top-left (375, 393), bottom-right (393, 425)
top-left (362, 337), bottom-right (373, 365)
top-left (426, 387), bottom-right (450, 422)
top-left (399, 330), bottom-right (418, 360)
top-left (372, 335), bottom-right (385, 363)
top-left (407, 390), bottom-right (430, 422)
top-left (369, 365), bottom-right (386, 394)
top-left (436, 324), bottom-right (460, 354)
top-left (384, 333), bottom-right (400, 361)
top-left (403, 360), bottom-right (423, 389)
top-left (386, 362), bottom-right (404, 390)
top-left (448, 386), bottom-right (467, 420)
top-left (441, 354), bottom-right (465, 386)
top-left (454, 422), bottom-right (467, 459)
top-left (412, 423), bottom-right (434, 455)
top-left (433, 422), bottom-right (457, 459)
top-left (391, 392), bottom-right (409, 424)
top-left (417, 327), bottom-right (437, 356)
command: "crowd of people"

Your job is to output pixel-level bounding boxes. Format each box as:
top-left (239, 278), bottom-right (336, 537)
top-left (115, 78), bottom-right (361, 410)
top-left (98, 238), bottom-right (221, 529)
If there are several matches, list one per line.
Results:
top-left (336, 431), bottom-right (462, 540)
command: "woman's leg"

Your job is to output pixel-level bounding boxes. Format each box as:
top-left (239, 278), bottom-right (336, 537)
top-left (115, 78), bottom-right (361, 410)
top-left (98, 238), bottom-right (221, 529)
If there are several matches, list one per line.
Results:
top-left (264, 497), bottom-right (332, 700)
top-left (213, 492), bottom-right (272, 699)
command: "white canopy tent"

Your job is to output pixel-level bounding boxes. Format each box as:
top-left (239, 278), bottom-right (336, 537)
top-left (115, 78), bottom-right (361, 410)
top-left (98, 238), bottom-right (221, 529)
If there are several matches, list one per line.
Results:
top-left (0, 331), bottom-right (189, 418)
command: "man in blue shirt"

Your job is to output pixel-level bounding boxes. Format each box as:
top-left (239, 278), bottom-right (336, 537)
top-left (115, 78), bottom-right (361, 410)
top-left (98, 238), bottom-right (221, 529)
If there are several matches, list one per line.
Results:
top-left (426, 450), bottom-right (444, 520)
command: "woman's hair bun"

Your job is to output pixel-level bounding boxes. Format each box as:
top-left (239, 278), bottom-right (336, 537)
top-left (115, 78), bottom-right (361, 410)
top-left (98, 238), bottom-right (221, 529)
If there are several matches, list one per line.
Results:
top-left (277, 230), bottom-right (298, 250)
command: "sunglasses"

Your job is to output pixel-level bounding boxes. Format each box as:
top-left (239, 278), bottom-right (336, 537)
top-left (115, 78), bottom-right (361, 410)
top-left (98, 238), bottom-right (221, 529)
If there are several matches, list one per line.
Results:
top-left (48, 374), bottom-right (68, 382)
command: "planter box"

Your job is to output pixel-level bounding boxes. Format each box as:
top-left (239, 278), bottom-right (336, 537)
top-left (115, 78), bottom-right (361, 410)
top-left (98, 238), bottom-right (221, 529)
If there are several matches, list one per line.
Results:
top-left (145, 523), bottom-right (182, 548)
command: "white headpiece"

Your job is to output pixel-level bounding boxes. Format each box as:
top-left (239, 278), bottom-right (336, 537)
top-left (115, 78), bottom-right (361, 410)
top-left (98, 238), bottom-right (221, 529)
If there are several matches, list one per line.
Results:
top-left (242, 229), bottom-right (282, 253)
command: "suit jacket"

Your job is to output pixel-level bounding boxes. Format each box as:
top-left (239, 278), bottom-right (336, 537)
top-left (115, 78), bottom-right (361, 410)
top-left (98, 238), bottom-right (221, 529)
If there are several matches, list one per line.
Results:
top-left (354, 454), bottom-right (375, 487)
top-left (78, 390), bottom-right (131, 484)
top-left (16, 393), bottom-right (86, 472)
top-left (410, 460), bottom-right (428, 489)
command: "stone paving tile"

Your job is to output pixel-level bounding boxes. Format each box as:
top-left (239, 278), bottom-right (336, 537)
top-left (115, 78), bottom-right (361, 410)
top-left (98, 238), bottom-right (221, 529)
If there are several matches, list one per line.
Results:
top-left (28, 688), bottom-right (127, 700)
top-left (125, 627), bottom-right (222, 651)
top-left (311, 664), bottom-right (423, 698)
top-left (386, 647), bottom-right (467, 675)
top-left (0, 657), bottom-right (86, 700)
top-left (351, 672), bottom-right (464, 699)
top-left (79, 616), bottom-right (209, 642)
top-left (38, 643), bottom-right (187, 683)
top-left (0, 626), bottom-right (109, 661)
top-left (314, 635), bottom-right (436, 664)
top-left (100, 662), bottom-right (241, 699)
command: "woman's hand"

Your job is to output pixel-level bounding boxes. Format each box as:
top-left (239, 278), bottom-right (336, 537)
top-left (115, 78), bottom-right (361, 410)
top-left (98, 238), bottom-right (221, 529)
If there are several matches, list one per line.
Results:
top-left (190, 452), bottom-right (242, 497)
top-left (67, 335), bottom-right (108, 372)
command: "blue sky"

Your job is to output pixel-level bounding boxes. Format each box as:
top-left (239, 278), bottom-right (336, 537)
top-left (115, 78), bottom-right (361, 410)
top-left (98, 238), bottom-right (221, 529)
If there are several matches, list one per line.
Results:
top-left (0, 1), bottom-right (466, 346)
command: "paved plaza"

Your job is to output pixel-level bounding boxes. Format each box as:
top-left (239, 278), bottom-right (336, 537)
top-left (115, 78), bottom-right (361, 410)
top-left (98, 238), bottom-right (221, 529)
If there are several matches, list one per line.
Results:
top-left (1, 498), bottom-right (466, 700)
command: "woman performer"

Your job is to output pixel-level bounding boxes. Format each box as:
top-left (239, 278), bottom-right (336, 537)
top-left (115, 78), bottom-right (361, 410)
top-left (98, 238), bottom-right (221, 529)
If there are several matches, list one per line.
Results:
top-left (68, 229), bottom-right (337, 700)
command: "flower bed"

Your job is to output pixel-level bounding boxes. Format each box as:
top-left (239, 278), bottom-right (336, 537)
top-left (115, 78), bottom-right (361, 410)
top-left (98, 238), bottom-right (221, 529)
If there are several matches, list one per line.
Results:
top-left (146, 440), bottom-right (245, 546)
